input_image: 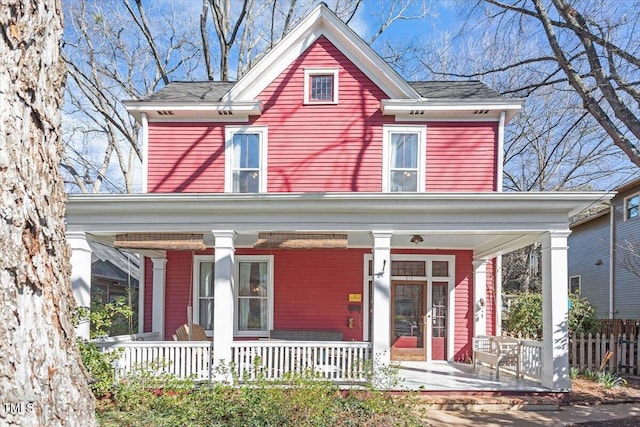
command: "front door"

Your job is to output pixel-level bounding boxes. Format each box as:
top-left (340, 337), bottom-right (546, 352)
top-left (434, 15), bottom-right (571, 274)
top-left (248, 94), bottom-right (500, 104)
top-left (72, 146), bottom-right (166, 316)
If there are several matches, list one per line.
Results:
top-left (390, 281), bottom-right (426, 361)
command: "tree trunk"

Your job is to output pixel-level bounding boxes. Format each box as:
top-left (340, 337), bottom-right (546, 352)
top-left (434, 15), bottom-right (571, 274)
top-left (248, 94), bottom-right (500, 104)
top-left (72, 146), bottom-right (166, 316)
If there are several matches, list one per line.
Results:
top-left (0, 1), bottom-right (96, 426)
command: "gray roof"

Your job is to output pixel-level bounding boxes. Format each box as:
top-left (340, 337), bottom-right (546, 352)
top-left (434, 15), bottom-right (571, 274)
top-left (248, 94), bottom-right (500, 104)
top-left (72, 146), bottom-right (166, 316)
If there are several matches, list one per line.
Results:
top-left (145, 81), bottom-right (236, 102)
top-left (408, 81), bottom-right (502, 99)
top-left (90, 241), bottom-right (140, 285)
top-left (138, 80), bottom-right (503, 102)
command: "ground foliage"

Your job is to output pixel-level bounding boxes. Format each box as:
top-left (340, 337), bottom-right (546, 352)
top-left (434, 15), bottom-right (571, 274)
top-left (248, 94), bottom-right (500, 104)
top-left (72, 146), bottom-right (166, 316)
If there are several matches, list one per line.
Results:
top-left (504, 292), bottom-right (599, 338)
top-left (95, 366), bottom-right (423, 427)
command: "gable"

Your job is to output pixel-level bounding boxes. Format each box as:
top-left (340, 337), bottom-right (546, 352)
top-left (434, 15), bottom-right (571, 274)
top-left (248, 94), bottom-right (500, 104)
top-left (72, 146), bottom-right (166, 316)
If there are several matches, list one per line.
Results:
top-left (224, 4), bottom-right (417, 102)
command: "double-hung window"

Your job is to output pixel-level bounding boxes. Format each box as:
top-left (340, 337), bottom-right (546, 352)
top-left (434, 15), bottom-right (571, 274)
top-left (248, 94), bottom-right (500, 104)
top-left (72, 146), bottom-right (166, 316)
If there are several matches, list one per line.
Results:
top-left (235, 255), bottom-right (273, 337)
top-left (626, 194), bottom-right (639, 220)
top-left (382, 125), bottom-right (426, 192)
top-left (304, 68), bottom-right (339, 104)
top-left (225, 126), bottom-right (268, 193)
top-left (192, 255), bottom-right (214, 334)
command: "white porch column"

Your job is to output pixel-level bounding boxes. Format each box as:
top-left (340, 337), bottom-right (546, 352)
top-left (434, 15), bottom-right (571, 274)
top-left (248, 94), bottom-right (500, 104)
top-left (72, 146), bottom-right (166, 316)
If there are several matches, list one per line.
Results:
top-left (371, 231), bottom-right (392, 366)
top-left (151, 257), bottom-right (167, 339)
top-left (213, 231), bottom-right (236, 368)
top-left (472, 259), bottom-right (488, 337)
top-left (67, 232), bottom-right (92, 339)
top-left (541, 231), bottom-right (571, 391)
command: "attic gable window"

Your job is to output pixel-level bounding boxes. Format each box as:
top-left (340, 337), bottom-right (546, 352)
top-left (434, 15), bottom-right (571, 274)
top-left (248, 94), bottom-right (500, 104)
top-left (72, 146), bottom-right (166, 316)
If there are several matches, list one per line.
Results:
top-left (304, 68), bottom-right (339, 104)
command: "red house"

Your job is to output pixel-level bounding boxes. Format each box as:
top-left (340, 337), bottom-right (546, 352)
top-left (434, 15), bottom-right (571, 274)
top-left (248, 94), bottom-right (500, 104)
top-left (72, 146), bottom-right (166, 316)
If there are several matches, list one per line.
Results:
top-left (66, 4), bottom-right (610, 391)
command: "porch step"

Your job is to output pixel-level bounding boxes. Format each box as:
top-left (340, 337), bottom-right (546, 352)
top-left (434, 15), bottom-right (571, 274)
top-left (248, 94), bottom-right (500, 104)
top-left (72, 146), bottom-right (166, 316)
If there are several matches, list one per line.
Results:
top-left (412, 394), bottom-right (562, 412)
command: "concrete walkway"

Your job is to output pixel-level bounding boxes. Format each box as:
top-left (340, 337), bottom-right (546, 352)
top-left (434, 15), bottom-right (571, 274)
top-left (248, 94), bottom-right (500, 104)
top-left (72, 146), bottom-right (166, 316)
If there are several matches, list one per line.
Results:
top-left (424, 403), bottom-right (640, 426)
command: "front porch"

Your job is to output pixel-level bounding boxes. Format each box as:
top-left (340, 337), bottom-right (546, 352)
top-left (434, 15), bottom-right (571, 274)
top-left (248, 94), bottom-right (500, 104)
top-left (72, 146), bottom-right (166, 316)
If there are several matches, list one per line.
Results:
top-left (67, 192), bottom-right (613, 391)
top-left (95, 334), bottom-right (546, 392)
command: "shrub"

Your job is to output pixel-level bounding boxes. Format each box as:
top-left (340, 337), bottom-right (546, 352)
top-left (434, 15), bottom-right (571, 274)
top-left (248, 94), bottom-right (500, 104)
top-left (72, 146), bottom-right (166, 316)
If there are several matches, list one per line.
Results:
top-left (504, 292), bottom-right (599, 338)
top-left (78, 340), bottom-right (121, 397)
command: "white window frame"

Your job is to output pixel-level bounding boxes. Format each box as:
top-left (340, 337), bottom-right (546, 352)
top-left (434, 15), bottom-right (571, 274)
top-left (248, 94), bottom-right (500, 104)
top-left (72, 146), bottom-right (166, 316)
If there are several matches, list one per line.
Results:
top-left (624, 193), bottom-right (640, 220)
top-left (192, 254), bottom-right (215, 336)
top-left (569, 275), bottom-right (581, 295)
top-left (224, 126), bottom-right (268, 193)
top-left (304, 68), bottom-right (339, 105)
top-left (382, 125), bottom-right (427, 192)
top-left (234, 255), bottom-right (274, 337)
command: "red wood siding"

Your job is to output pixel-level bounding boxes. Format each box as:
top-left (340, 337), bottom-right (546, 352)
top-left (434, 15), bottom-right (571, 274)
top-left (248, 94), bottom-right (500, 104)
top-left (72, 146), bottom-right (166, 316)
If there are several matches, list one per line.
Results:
top-left (426, 122), bottom-right (498, 191)
top-left (163, 251), bottom-right (194, 340)
top-left (271, 249), bottom-right (369, 341)
top-left (145, 37), bottom-right (500, 193)
top-left (147, 123), bottom-right (228, 193)
top-left (453, 251), bottom-right (474, 361)
top-left (256, 37), bottom-right (386, 192)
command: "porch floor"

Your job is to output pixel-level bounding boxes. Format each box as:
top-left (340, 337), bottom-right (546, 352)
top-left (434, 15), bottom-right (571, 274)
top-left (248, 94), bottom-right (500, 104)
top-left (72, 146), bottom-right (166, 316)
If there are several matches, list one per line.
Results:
top-left (394, 361), bottom-right (548, 392)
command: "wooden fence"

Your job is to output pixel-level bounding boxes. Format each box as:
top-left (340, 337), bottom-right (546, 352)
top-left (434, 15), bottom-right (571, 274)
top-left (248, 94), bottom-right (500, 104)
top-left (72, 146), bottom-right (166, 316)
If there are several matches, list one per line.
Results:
top-left (598, 319), bottom-right (640, 337)
top-left (570, 333), bottom-right (640, 375)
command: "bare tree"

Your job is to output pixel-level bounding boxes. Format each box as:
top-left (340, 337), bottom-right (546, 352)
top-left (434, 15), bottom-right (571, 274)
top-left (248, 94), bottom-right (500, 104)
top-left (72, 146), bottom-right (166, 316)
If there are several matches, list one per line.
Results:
top-left (465, 0), bottom-right (640, 167)
top-left (0, 1), bottom-right (96, 425)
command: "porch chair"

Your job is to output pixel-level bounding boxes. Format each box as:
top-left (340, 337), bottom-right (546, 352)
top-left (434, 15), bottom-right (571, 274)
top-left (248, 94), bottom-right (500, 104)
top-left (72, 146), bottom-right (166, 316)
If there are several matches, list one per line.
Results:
top-left (173, 323), bottom-right (210, 341)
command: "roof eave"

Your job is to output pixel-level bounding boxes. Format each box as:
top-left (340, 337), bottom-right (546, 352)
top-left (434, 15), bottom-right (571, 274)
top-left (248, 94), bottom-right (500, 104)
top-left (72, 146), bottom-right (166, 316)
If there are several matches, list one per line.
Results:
top-left (122, 100), bottom-right (263, 123)
top-left (381, 98), bottom-right (524, 122)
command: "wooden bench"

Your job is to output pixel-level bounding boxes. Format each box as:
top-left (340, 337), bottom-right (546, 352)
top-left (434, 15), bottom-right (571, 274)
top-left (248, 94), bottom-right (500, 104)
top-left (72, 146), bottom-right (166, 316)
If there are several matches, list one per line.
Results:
top-left (269, 329), bottom-right (343, 341)
top-left (473, 336), bottom-right (521, 378)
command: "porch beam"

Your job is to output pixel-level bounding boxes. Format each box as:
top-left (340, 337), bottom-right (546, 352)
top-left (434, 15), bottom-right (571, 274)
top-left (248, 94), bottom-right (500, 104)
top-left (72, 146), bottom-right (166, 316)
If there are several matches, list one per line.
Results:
top-left (541, 230), bottom-right (571, 391)
top-left (213, 231), bottom-right (236, 370)
top-left (151, 257), bottom-right (167, 339)
top-left (67, 232), bottom-right (92, 339)
top-left (371, 231), bottom-right (392, 366)
top-left (472, 260), bottom-right (488, 337)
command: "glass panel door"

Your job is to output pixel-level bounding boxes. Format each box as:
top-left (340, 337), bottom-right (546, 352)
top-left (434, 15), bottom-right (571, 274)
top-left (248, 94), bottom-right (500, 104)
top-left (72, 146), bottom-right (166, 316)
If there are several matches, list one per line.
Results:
top-left (431, 282), bottom-right (447, 360)
top-left (391, 282), bottom-right (426, 361)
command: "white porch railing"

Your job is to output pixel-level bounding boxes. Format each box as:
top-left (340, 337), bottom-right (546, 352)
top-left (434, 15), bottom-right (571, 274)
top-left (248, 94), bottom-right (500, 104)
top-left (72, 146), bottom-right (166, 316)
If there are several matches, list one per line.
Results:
top-left (231, 341), bottom-right (372, 383)
top-left (96, 341), bottom-right (214, 381)
top-left (96, 340), bottom-right (373, 383)
top-left (472, 336), bottom-right (543, 382)
top-left (519, 339), bottom-right (543, 380)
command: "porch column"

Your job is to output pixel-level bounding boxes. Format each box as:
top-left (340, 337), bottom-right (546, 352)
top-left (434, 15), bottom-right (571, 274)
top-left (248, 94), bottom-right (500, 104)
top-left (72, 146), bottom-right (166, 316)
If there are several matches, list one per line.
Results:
top-left (541, 231), bottom-right (571, 391)
top-left (371, 231), bottom-right (392, 366)
top-left (472, 259), bottom-right (488, 337)
top-left (213, 231), bottom-right (235, 368)
top-left (151, 257), bottom-right (167, 339)
top-left (67, 232), bottom-right (92, 339)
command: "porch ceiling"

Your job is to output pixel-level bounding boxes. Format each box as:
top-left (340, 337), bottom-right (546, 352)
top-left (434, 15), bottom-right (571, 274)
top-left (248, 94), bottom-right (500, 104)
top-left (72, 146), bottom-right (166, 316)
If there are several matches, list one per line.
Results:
top-left (67, 192), bottom-right (612, 258)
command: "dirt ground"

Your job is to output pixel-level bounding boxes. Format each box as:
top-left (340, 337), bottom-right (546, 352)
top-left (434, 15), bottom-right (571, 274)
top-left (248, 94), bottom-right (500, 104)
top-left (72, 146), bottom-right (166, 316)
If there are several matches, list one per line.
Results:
top-left (570, 375), bottom-right (640, 405)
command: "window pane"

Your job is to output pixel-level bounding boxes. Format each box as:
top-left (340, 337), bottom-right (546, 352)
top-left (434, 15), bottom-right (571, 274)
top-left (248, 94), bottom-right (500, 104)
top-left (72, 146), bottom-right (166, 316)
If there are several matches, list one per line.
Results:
top-left (238, 262), bottom-right (268, 297)
top-left (628, 195), bottom-right (639, 218)
top-left (391, 134), bottom-right (418, 168)
top-left (233, 170), bottom-right (260, 193)
top-left (570, 277), bottom-right (580, 294)
top-left (390, 171), bottom-right (417, 192)
top-left (432, 261), bottom-right (449, 277)
top-left (238, 298), bottom-right (268, 331)
top-left (391, 261), bottom-right (425, 276)
top-left (232, 134), bottom-right (260, 168)
top-left (310, 75), bottom-right (333, 101)
top-left (199, 299), bottom-right (213, 330)
top-left (199, 262), bottom-right (213, 297)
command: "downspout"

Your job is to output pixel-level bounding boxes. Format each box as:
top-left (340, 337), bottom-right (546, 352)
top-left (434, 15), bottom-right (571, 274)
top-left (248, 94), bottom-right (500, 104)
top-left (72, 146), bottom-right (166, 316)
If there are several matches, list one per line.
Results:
top-left (141, 112), bottom-right (149, 193)
top-left (609, 203), bottom-right (615, 319)
top-left (138, 256), bottom-right (145, 332)
top-left (495, 112), bottom-right (506, 334)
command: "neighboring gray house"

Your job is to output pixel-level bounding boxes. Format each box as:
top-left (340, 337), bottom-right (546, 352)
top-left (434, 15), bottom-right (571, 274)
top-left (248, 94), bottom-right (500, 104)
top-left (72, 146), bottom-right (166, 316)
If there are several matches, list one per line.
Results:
top-left (569, 178), bottom-right (640, 319)
top-left (90, 241), bottom-right (139, 304)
